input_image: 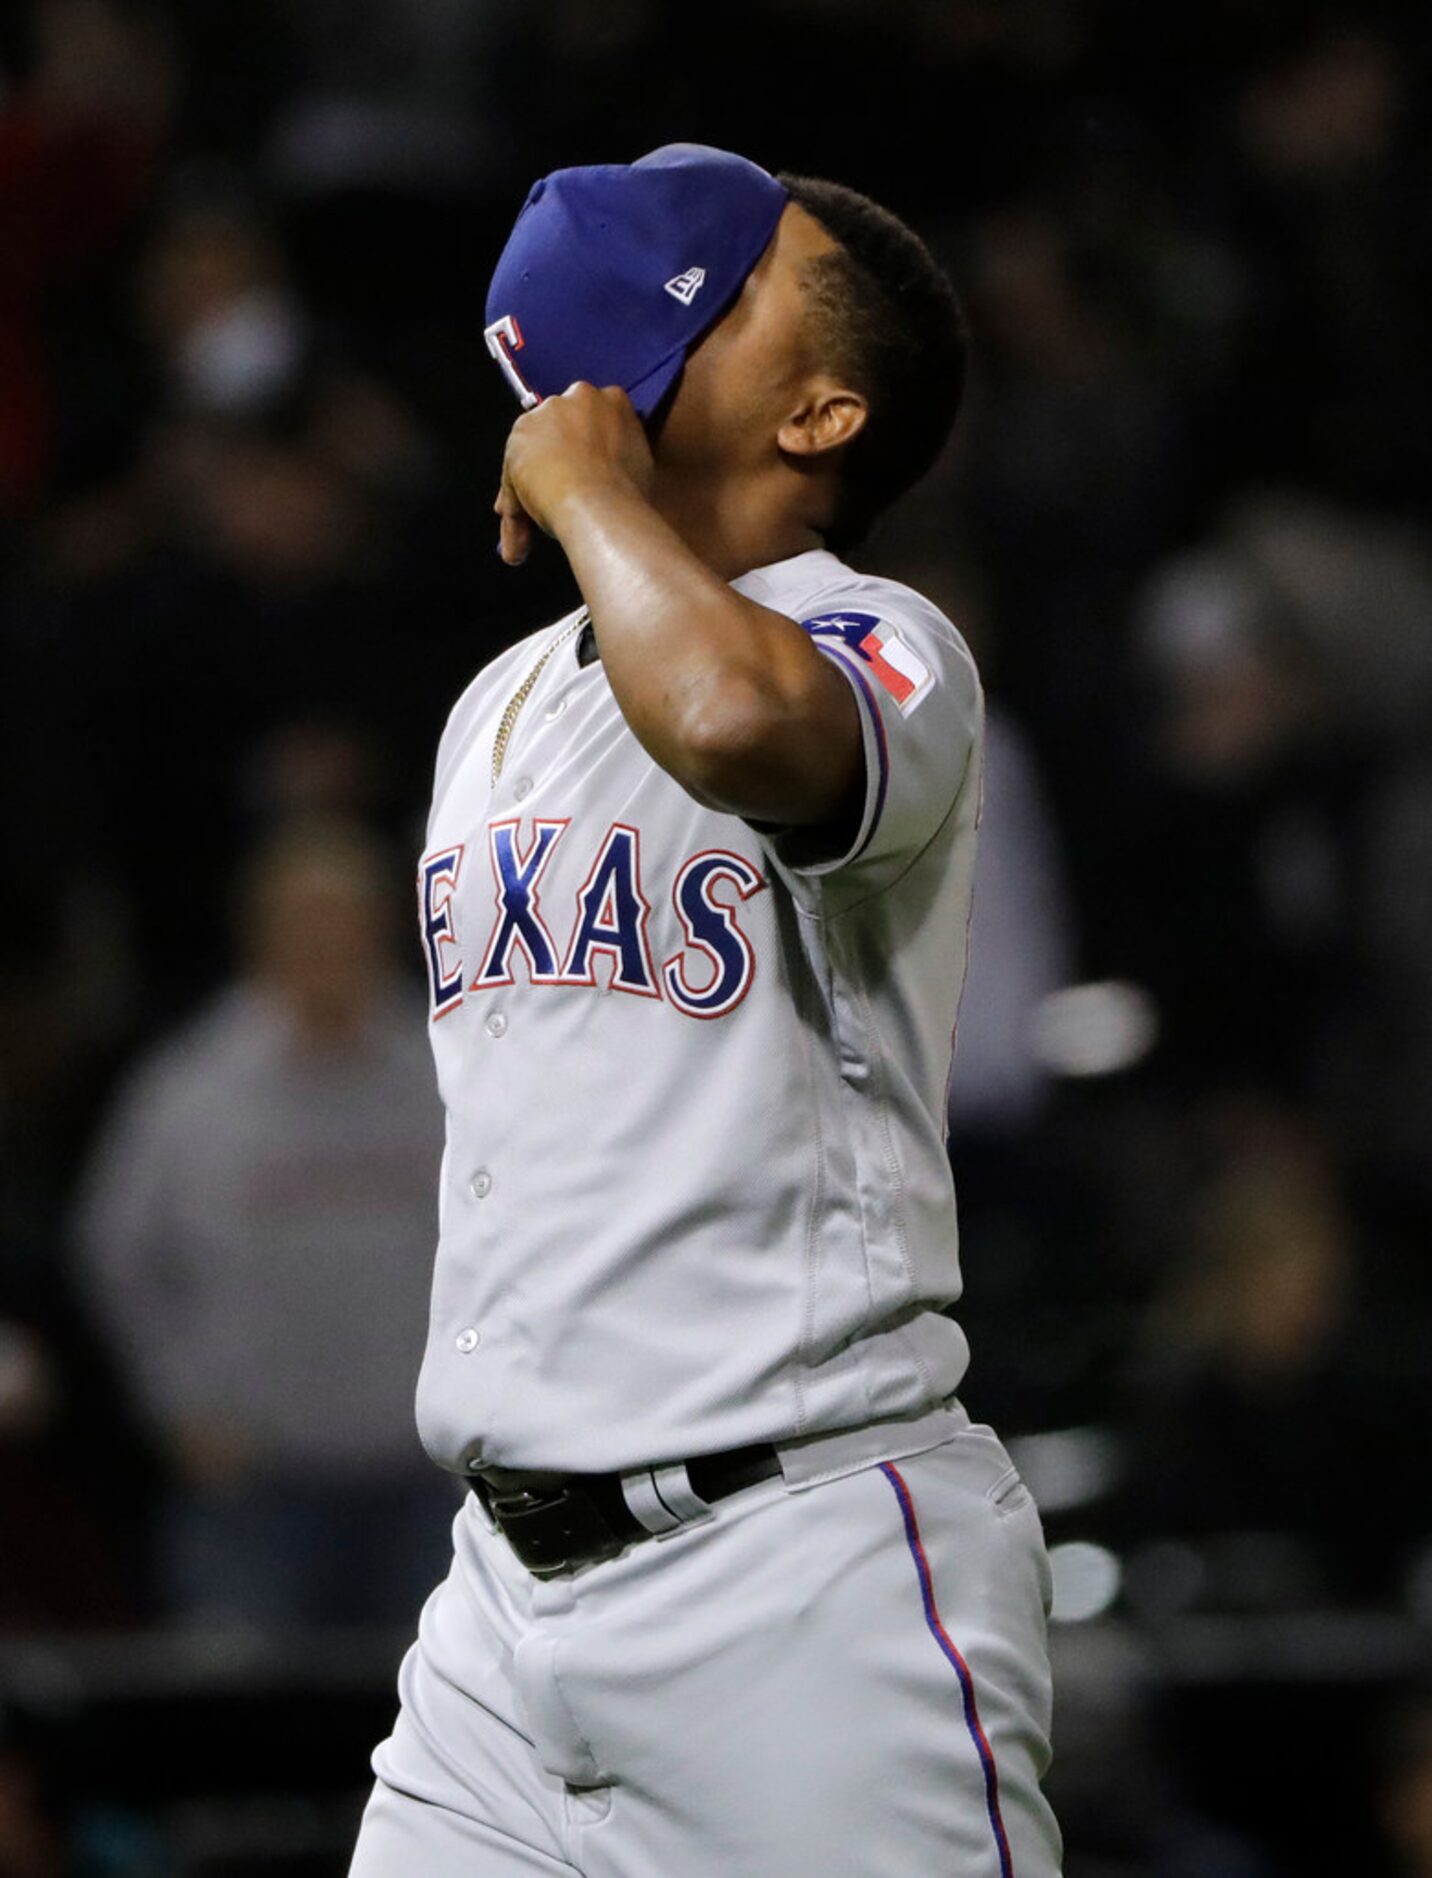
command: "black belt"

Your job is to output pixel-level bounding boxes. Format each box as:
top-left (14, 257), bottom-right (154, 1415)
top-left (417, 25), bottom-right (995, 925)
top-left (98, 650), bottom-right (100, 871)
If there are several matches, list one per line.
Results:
top-left (468, 1442), bottom-right (782, 1579)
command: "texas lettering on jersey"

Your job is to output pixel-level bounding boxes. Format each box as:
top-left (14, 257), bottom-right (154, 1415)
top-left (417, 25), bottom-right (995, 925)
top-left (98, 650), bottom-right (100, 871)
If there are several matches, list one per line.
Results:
top-left (419, 819), bottom-right (766, 1023)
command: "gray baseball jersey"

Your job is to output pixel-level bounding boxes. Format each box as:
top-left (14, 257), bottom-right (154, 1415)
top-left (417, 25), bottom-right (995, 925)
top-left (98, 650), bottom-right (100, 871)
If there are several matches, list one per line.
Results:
top-left (413, 545), bottom-right (983, 1475)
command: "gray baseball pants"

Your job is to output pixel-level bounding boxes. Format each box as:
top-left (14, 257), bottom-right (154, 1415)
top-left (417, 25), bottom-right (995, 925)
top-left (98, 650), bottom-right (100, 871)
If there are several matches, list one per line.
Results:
top-left (349, 1400), bottom-right (1063, 1876)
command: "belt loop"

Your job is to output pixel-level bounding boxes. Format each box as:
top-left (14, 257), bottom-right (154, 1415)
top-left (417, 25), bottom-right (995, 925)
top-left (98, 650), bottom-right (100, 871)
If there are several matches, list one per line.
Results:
top-left (467, 1473), bottom-right (500, 1534)
top-left (651, 1463), bottom-right (714, 1525)
top-left (620, 1464), bottom-right (714, 1538)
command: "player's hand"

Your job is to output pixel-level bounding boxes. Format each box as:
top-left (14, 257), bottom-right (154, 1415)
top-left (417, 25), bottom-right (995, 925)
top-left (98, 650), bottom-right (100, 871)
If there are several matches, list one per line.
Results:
top-left (495, 382), bottom-right (655, 566)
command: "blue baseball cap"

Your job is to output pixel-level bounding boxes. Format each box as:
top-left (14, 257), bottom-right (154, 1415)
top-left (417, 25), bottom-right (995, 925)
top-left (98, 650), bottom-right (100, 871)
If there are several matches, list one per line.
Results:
top-left (484, 143), bottom-right (789, 420)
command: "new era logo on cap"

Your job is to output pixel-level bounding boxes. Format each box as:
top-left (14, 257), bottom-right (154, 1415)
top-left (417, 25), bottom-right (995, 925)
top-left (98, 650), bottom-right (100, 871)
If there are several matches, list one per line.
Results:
top-left (664, 266), bottom-right (707, 306)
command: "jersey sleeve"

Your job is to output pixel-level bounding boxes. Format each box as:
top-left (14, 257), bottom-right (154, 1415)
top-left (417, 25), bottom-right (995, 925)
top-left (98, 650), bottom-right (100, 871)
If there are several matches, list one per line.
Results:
top-left (756, 583), bottom-right (983, 889)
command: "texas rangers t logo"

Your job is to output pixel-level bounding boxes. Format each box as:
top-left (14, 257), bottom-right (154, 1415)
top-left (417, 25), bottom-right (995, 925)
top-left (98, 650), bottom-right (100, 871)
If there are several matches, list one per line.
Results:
top-left (483, 314), bottom-right (541, 410)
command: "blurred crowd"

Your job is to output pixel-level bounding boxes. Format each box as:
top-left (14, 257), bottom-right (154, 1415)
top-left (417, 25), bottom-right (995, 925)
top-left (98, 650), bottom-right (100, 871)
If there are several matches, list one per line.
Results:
top-left (3, 0), bottom-right (1432, 1871)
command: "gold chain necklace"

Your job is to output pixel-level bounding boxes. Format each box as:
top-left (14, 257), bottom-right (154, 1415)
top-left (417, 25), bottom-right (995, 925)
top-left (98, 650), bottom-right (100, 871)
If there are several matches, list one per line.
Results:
top-left (491, 609), bottom-right (589, 785)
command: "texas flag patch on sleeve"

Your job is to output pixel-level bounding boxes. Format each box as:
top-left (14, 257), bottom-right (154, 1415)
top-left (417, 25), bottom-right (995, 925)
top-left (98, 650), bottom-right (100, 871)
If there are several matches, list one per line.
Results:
top-left (800, 611), bottom-right (935, 716)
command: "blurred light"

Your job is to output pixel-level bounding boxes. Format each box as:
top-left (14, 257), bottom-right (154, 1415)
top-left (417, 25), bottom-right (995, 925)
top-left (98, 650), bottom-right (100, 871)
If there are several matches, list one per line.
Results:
top-left (1029, 980), bottom-right (1159, 1077)
top-left (1005, 1425), bottom-right (1122, 1514)
top-left (1140, 553), bottom-right (1260, 676)
top-left (1048, 1542), bottom-right (1122, 1623)
top-left (181, 291), bottom-right (305, 414)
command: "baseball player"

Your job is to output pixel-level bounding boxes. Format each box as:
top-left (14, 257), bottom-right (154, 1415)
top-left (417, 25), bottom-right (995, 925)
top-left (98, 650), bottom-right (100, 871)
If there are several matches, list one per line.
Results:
top-left (349, 144), bottom-right (1063, 1877)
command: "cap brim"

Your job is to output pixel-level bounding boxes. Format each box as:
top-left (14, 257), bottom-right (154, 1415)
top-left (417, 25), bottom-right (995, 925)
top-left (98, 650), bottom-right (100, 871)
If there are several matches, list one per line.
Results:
top-left (626, 348), bottom-right (687, 421)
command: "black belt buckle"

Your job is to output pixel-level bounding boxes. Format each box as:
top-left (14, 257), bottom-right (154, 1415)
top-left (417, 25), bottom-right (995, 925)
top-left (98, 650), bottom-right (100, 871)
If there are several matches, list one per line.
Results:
top-left (479, 1477), bottom-right (631, 1579)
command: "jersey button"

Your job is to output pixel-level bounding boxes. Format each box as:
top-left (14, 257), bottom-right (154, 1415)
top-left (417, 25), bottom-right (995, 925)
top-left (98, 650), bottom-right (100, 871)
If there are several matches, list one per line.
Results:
top-left (454, 1327), bottom-right (481, 1354)
top-left (485, 1012), bottom-right (507, 1038)
top-left (469, 1169), bottom-right (493, 1199)
top-left (512, 776), bottom-right (533, 801)
top-left (544, 697), bottom-right (568, 721)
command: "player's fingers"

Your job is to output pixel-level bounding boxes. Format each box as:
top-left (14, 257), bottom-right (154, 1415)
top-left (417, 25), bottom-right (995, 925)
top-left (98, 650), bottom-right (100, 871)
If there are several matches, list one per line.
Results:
top-left (498, 502), bottom-right (530, 566)
top-left (493, 476), bottom-right (518, 519)
top-left (493, 462), bottom-right (531, 564)
top-left (563, 382), bottom-right (630, 413)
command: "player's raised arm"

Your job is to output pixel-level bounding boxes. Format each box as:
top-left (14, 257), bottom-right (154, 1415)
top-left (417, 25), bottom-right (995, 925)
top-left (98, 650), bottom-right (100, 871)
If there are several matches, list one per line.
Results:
top-left (495, 379), bottom-right (865, 834)
top-left (481, 149), bottom-right (962, 854)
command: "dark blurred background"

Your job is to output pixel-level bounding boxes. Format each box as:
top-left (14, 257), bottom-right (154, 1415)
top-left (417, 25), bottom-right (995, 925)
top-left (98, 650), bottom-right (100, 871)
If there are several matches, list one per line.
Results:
top-left (3, 0), bottom-right (1432, 1871)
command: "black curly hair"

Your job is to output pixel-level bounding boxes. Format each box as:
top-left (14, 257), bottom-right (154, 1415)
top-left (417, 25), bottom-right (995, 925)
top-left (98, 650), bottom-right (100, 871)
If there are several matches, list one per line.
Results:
top-left (776, 173), bottom-right (967, 554)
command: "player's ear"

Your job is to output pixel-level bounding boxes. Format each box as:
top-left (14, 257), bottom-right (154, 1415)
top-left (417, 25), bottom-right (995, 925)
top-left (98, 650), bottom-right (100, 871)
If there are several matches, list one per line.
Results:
top-left (778, 379), bottom-right (868, 461)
